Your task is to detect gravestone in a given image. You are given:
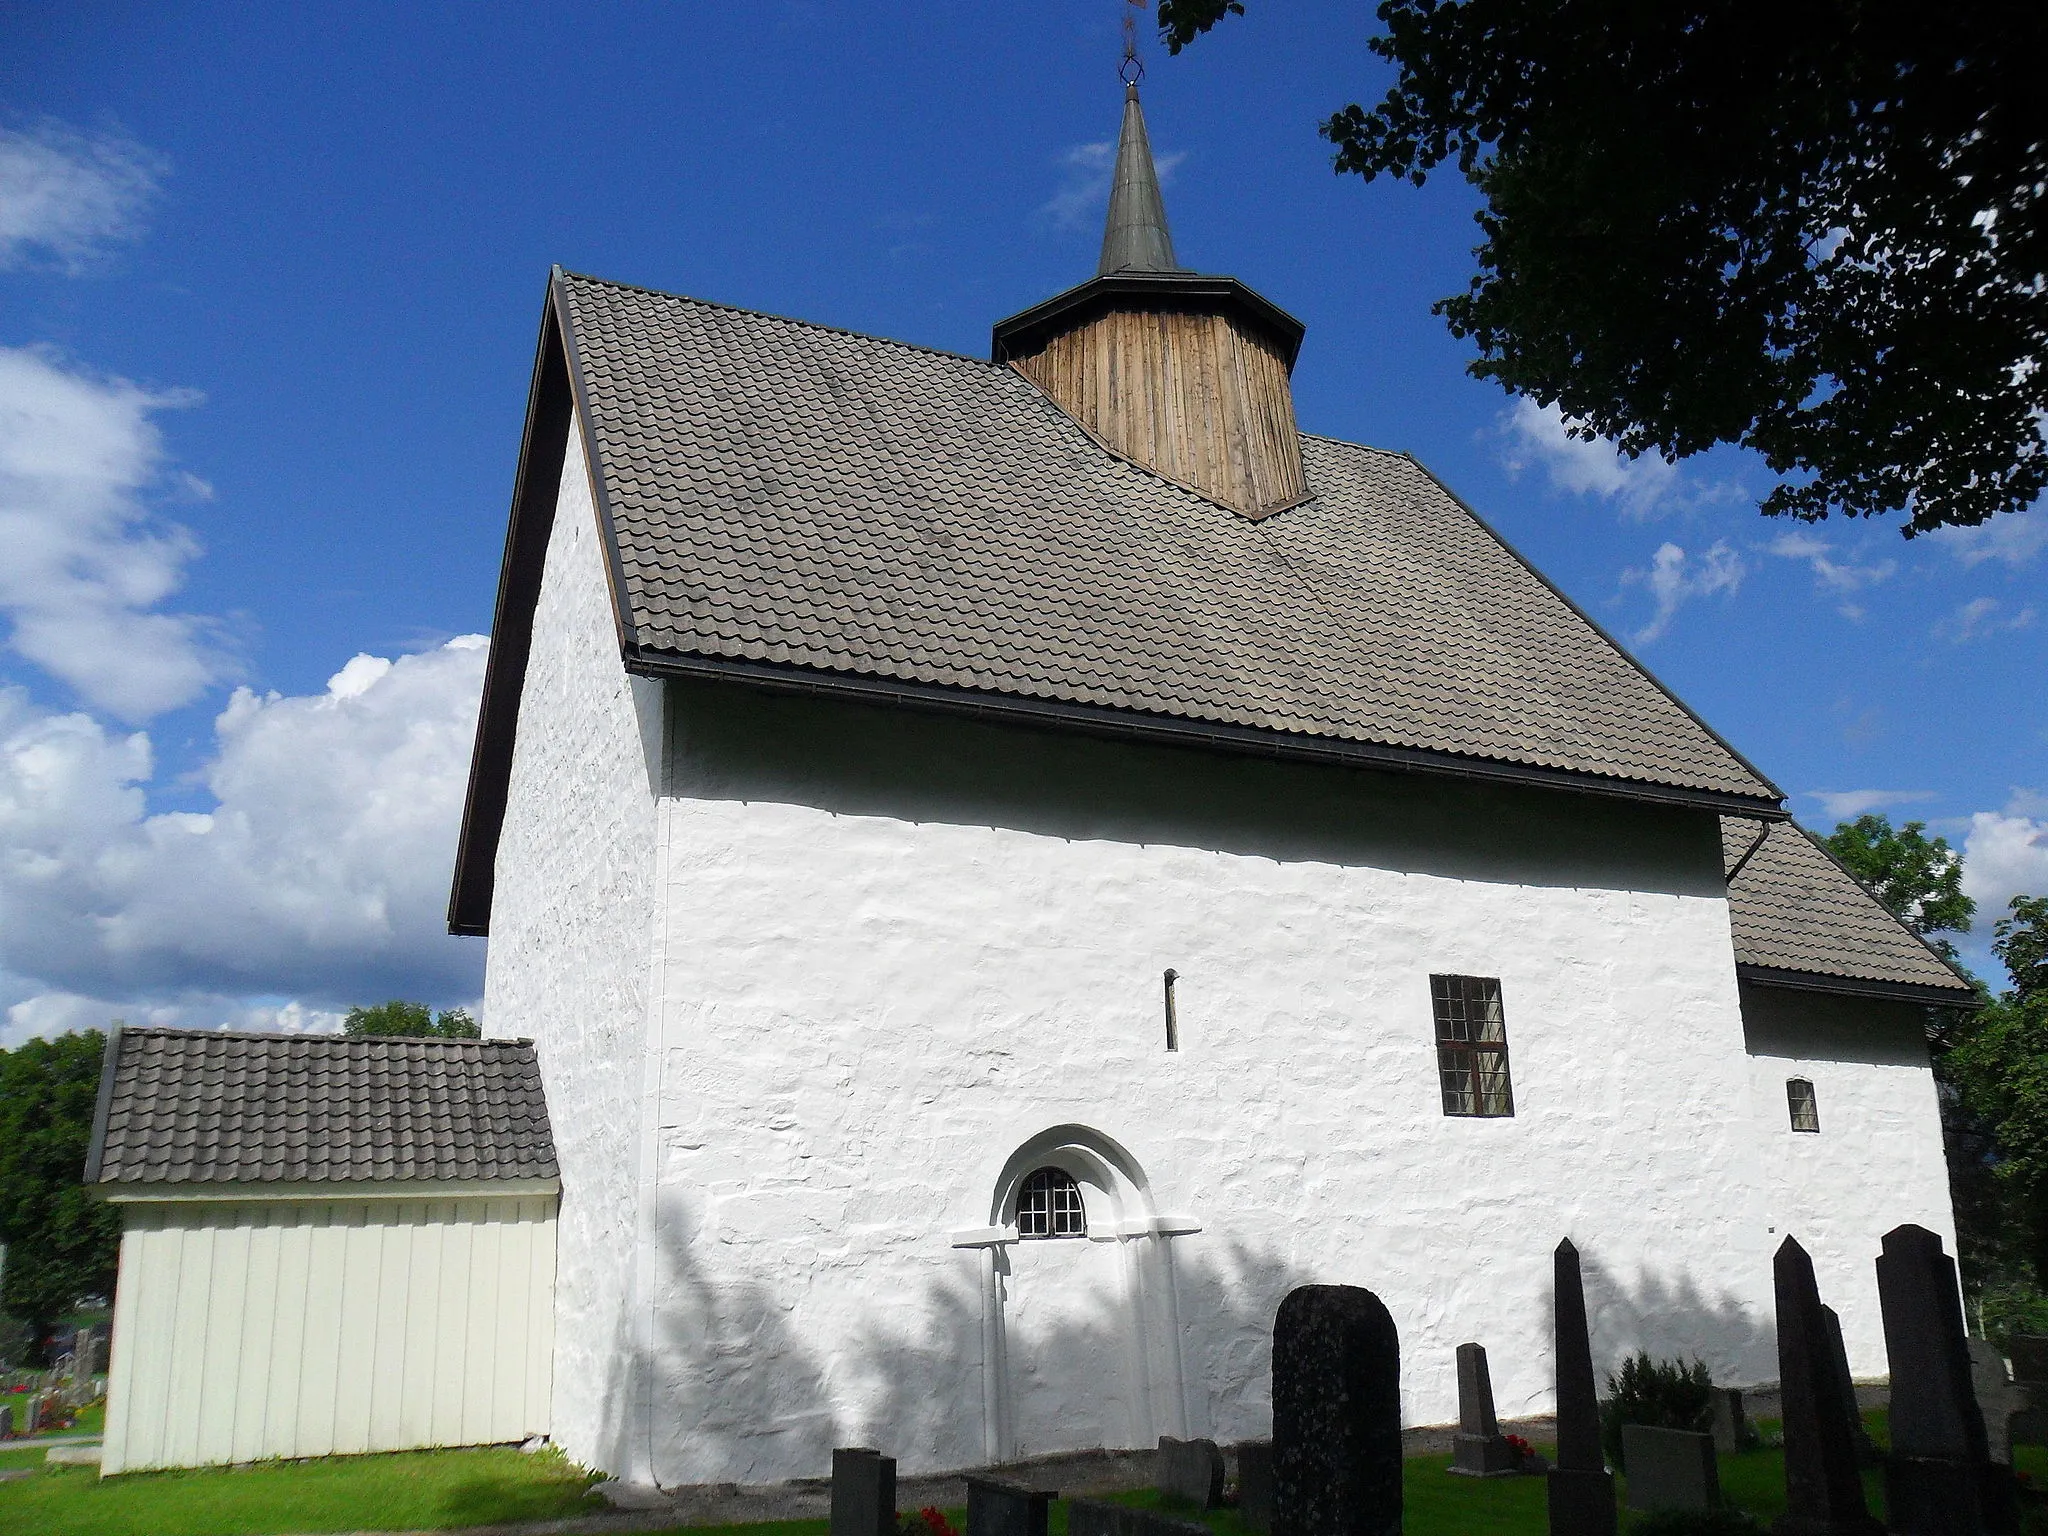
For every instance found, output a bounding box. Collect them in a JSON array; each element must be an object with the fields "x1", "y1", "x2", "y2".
[
  {"x1": 965, "y1": 1477, "x2": 1056, "y2": 1536},
  {"x1": 1820, "y1": 1305, "x2": 1881, "y2": 1468},
  {"x1": 831, "y1": 1447, "x2": 896, "y2": 1536},
  {"x1": 1969, "y1": 1340, "x2": 2019, "y2": 1467},
  {"x1": 1237, "y1": 1440, "x2": 1275, "y2": 1534},
  {"x1": 1450, "y1": 1342, "x2": 1518, "y2": 1477},
  {"x1": 2009, "y1": 1337, "x2": 2048, "y2": 1449},
  {"x1": 21, "y1": 1393, "x2": 41, "y2": 1435},
  {"x1": 1877, "y1": 1223, "x2": 2013, "y2": 1536},
  {"x1": 1622, "y1": 1425, "x2": 1720, "y2": 1513},
  {"x1": 1157, "y1": 1435, "x2": 1226, "y2": 1509},
  {"x1": 1546, "y1": 1239, "x2": 1616, "y2": 1536},
  {"x1": 0, "y1": 1403, "x2": 12, "y2": 1440},
  {"x1": 1271, "y1": 1284, "x2": 1402, "y2": 1536},
  {"x1": 1710, "y1": 1389, "x2": 1749, "y2": 1455},
  {"x1": 1772, "y1": 1235, "x2": 1881, "y2": 1536},
  {"x1": 1067, "y1": 1497, "x2": 1209, "y2": 1536}
]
